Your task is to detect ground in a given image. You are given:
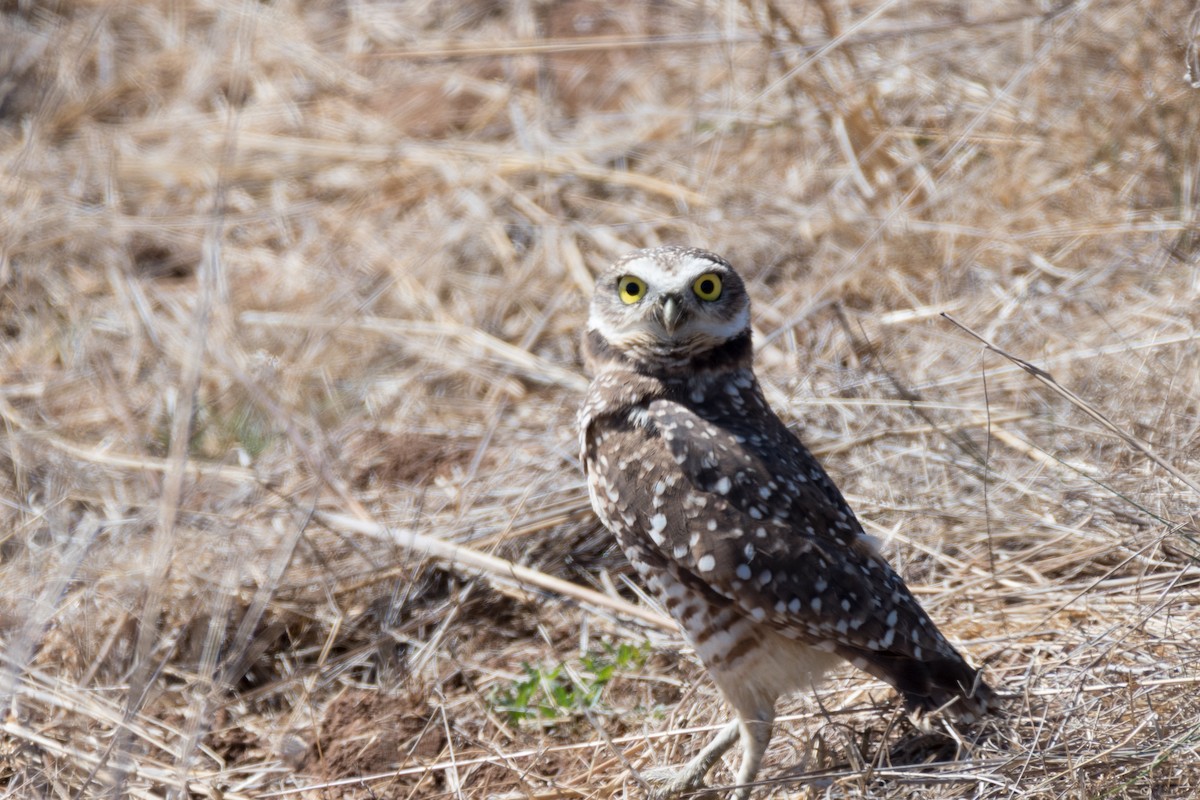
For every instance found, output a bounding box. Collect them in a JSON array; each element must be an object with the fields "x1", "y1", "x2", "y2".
[{"x1": 2, "y1": 1, "x2": 1199, "y2": 798}]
